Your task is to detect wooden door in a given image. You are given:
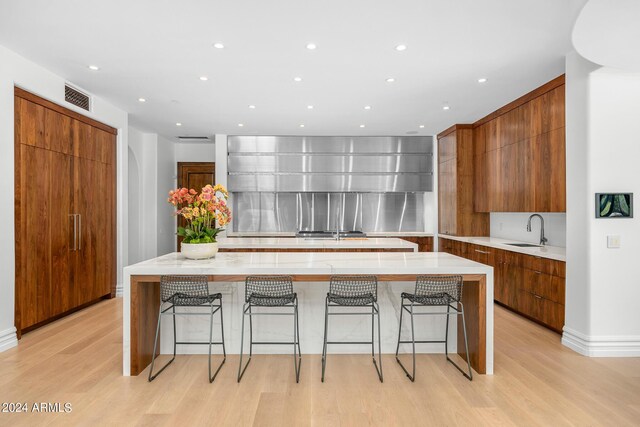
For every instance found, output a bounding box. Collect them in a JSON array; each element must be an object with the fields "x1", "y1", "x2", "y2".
[
  {"x1": 49, "y1": 151, "x2": 74, "y2": 315},
  {"x1": 17, "y1": 144, "x2": 52, "y2": 328},
  {"x1": 176, "y1": 162, "x2": 215, "y2": 248}
]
